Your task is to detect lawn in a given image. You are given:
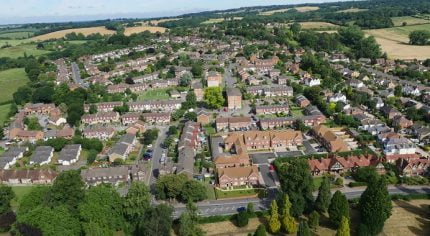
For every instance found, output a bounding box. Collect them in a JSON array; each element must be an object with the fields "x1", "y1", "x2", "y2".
[
  {"x1": 0, "y1": 43, "x2": 50, "y2": 58},
  {"x1": 137, "y1": 88, "x2": 171, "y2": 101},
  {"x1": 0, "y1": 103, "x2": 11, "y2": 125},
  {"x1": 203, "y1": 124, "x2": 216, "y2": 136},
  {"x1": 0, "y1": 68, "x2": 29, "y2": 104},
  {"x1": 0, "y1": 39, "x2": 32, "y2": 47},
  {"x1": 215, "y1": 188, "x2": 260, "y2": 199},
  {"x1": 291, "y1": 108, "x2": 304, "y2": 117}
]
